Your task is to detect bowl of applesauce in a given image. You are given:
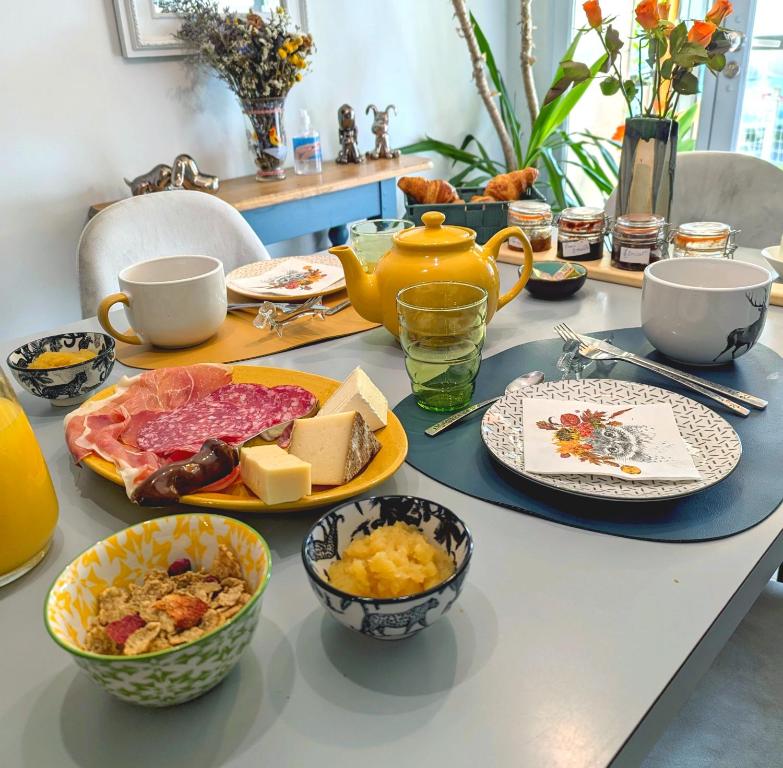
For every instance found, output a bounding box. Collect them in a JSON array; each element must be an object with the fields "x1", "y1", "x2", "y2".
[
  {"x1": 302, "y1": 495, "x2": 473, "y2": 640},
  {"x1": 7, "y1": 332, "x2": 115, "y2": 406}
]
